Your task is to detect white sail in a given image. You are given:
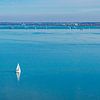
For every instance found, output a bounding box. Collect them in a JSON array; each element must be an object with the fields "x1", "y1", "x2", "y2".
[{"x1": 16, "y1": 63, "x2": 21, "y2": 73}]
